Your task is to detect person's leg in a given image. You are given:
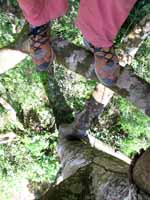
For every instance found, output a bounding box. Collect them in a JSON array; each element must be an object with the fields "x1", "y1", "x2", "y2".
[
  {"x1": 76, "y1": 0, "x2": 137, "y2": 86},
  {"x1": 18, "y1": 0, "x2": 68, "y2": 71},
  {"x1": 18, "y1": 0, "x2": 68, "y2": 26},
  {"x1": 76, "y1": 0, "x2": 137, "y2": 48}
]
